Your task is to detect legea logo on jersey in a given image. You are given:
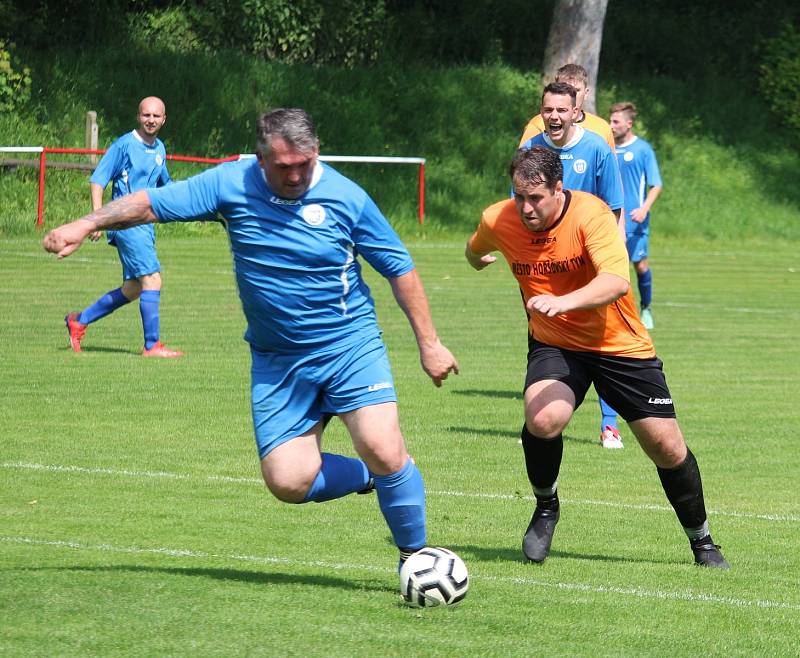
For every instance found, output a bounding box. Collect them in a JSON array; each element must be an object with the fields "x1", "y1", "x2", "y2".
[
  {"x1": 624, "y1": 151, "x2": 634, "y2": 162},
  {"x1": 302, "y1": 204, "x2": 326, "y2": 226},
  {"x1": 572, "y1": 159, "x2": 587, "y2": 174},
  {"x1": 155, "y1": 155, "x2": 163, "y2": 166}
]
